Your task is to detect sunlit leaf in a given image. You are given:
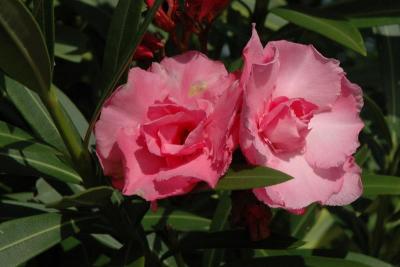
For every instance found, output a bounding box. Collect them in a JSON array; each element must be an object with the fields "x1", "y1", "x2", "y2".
[
  {"x1": 215, "y1": 166, "x2": 292, "y2": 190},
  {"x1": 1, "y1": 75, "x2": 67, "y2": 153},
  {"x1": 47, "y1": 186, "x2": 114, "y2": 209},
  {"x1": 0, "y1": 121, "x2": 82, "y2": 184},
  {"x1": 142, "y1": 208, "x2": 211, "y2": 232},
  {"x1": 0, "y1": 213, "x2": 97, "y2": 266},
  {"x1": 363, "y1": 173, "x2": 400, "y2": 196},
  {"x1": 271, "y1": 7, "x2": 366, "y2": 55}
]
